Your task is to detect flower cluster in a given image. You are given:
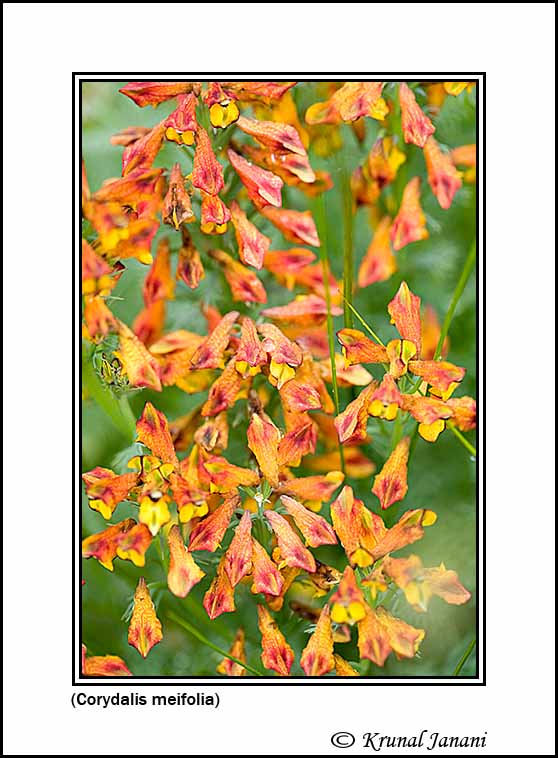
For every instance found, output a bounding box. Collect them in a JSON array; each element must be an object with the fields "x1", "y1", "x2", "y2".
[{"x1": 81, "y1": 80, "x2": 476, "y2": 677}]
